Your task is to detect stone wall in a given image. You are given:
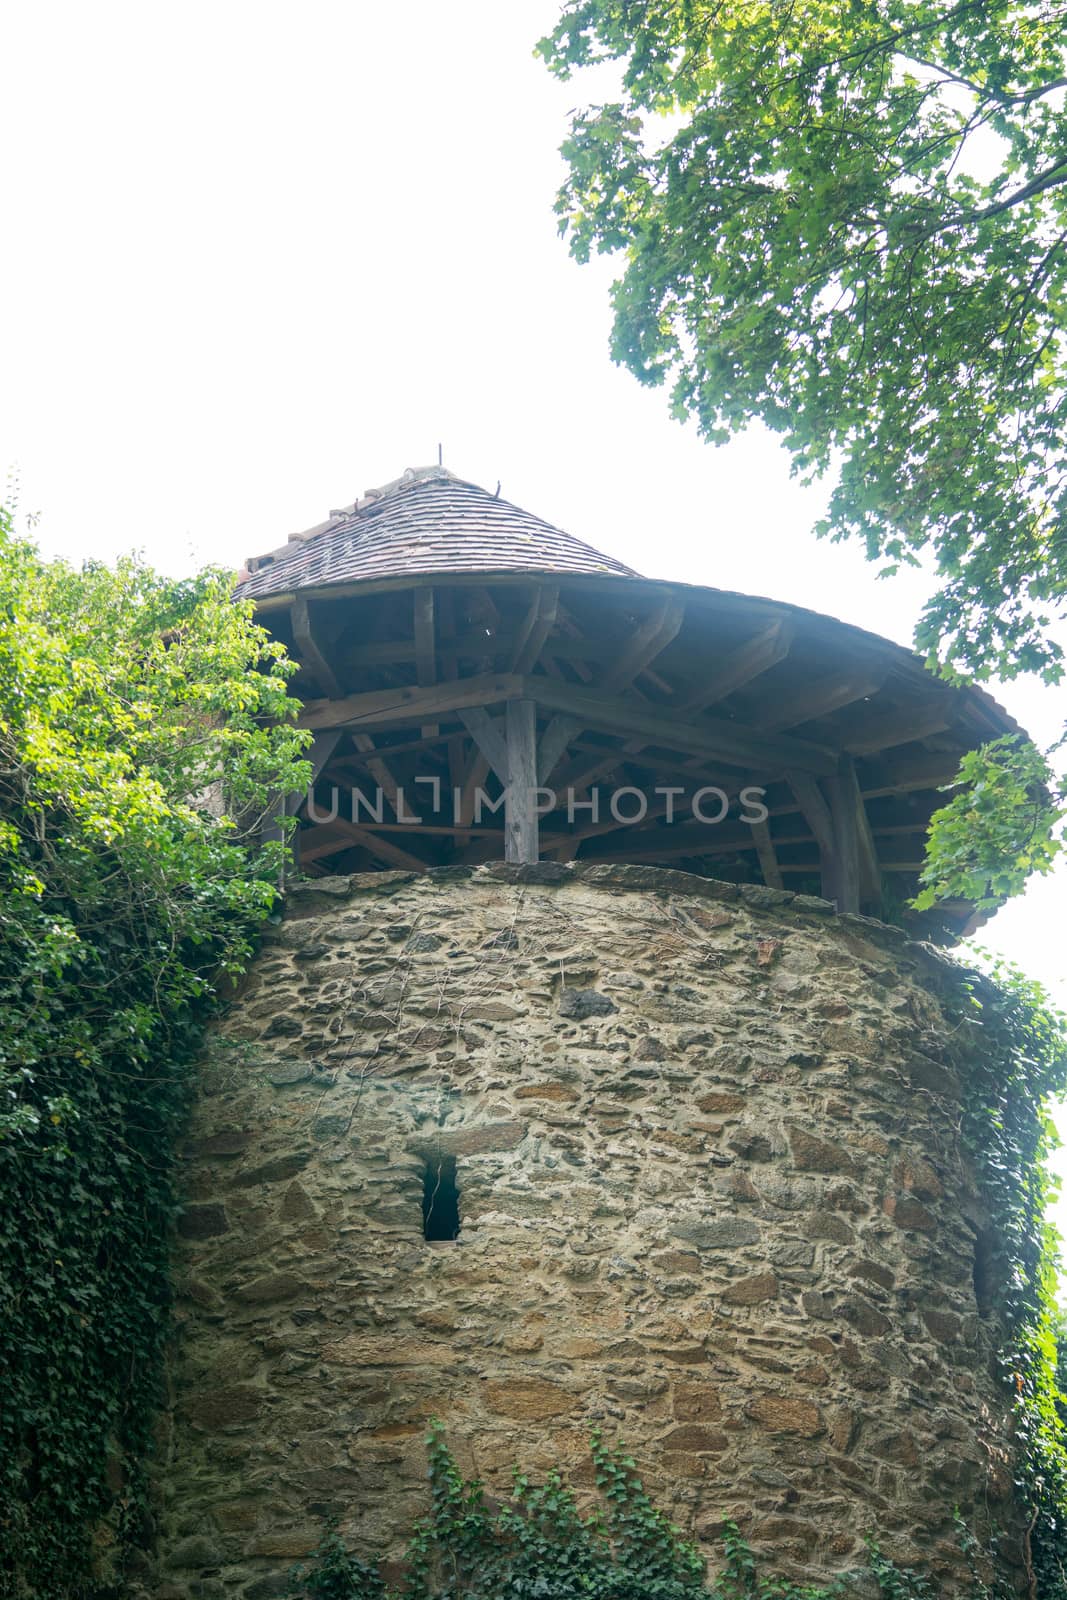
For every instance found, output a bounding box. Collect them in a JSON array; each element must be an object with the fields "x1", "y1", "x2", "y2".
[{"x1": 147, "y1": 863, "x2": 1021, "y2": 1598}]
